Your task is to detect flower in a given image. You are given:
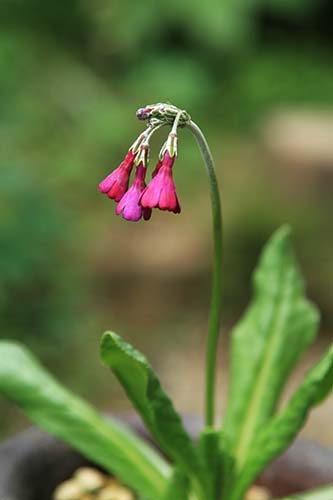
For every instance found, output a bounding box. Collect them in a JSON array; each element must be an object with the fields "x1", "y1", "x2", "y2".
[
  {"x1": 139, "y1": 151, "x2": 181, "y2": 213},
  {"x1": 98, "y1": 149, "x2": 136, "y2": 202},
  {"x1": 151, "y1": 160, "x2": 162, "y2": 178},
  {"x1": 116, "y1": 163, "x2": 152, "y2": 221}
]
